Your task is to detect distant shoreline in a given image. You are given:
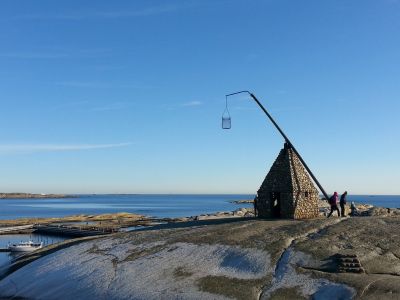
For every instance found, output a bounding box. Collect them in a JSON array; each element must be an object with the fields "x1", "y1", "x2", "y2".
[
  {"x1": 0, "y1": 193, "x2": 75, "y2": 199},
  {"x1": 231, "y1": 199, "x2": 254, "y2": 204}
]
